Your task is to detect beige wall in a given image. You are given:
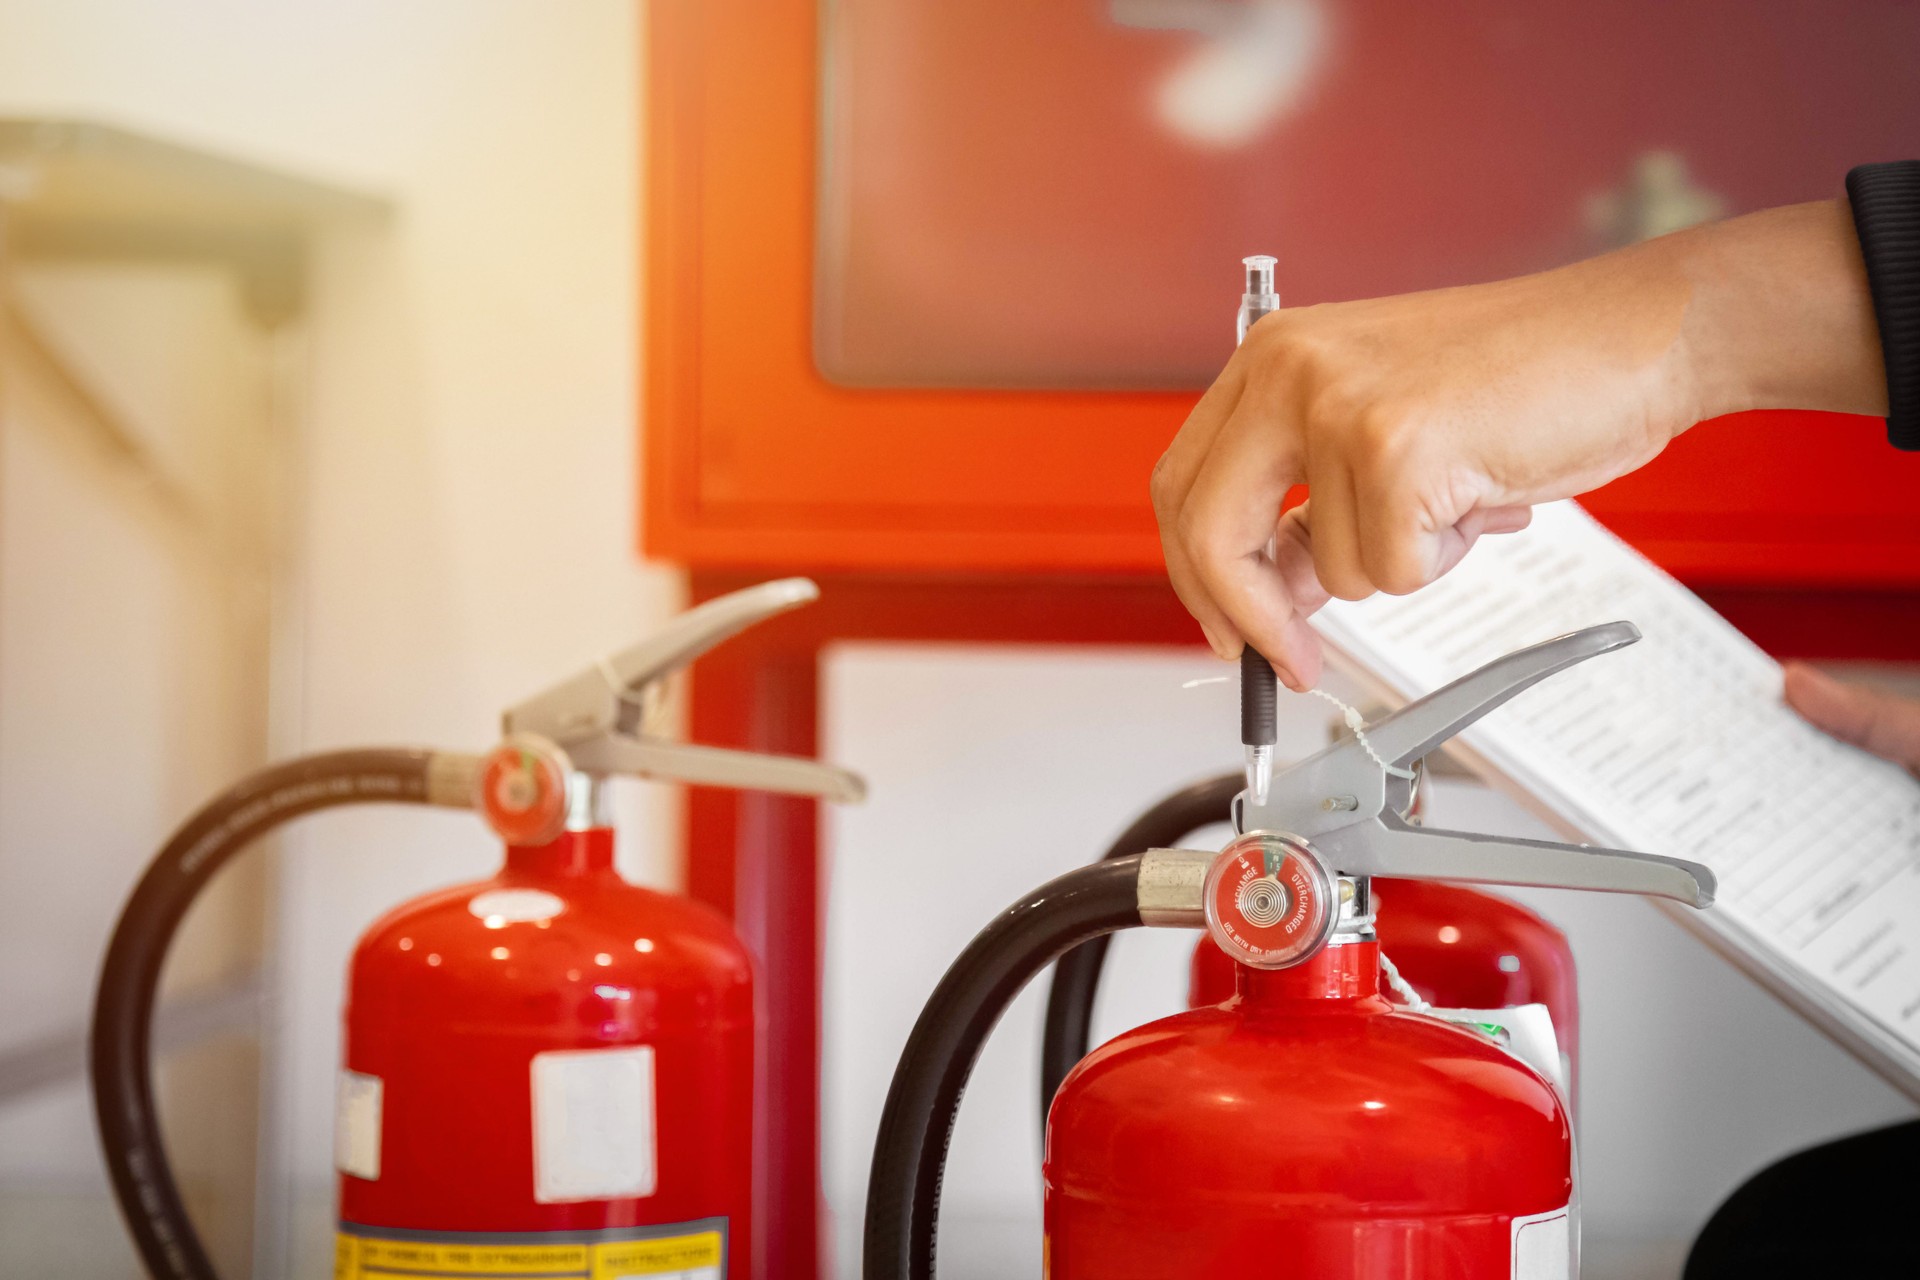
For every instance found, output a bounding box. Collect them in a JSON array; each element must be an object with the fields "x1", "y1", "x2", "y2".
[
  {"x1": 0, "y1": 259, "x2": 278, "y2": 1274},
  {"x1": 0, "y1": 3, "x2": 676, "y2": 1275}
]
